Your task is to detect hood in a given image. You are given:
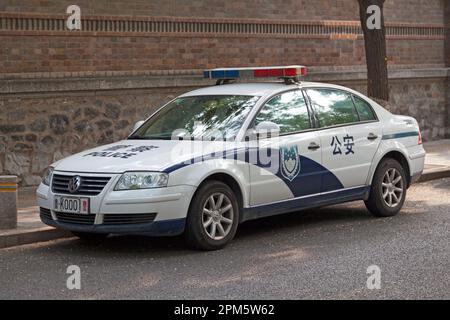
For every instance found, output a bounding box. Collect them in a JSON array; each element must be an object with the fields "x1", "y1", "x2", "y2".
[{"x1": 53, "y1": 139, "x2": 238, "y2": 173}]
